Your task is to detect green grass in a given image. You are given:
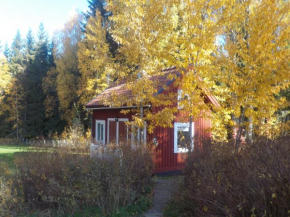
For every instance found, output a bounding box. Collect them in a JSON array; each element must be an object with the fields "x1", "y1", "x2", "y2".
[{"x1": 0, "y1": 144, "x2": 29, "y2": 176}]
